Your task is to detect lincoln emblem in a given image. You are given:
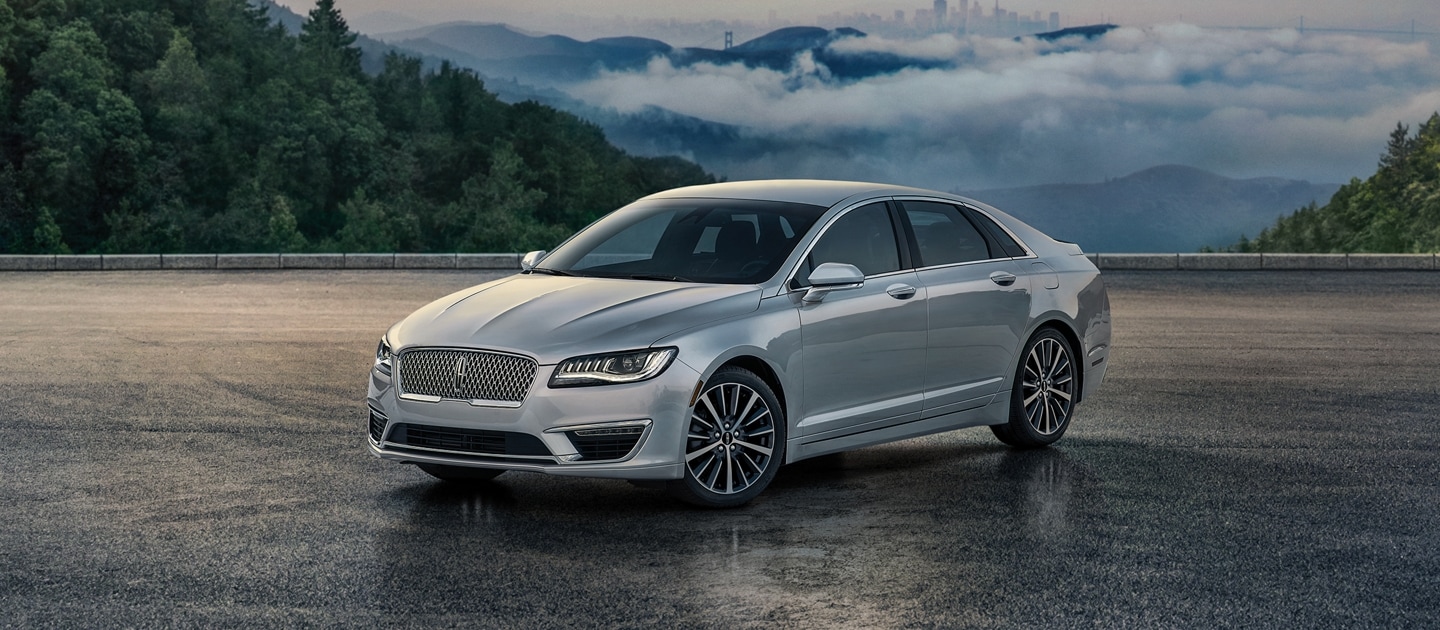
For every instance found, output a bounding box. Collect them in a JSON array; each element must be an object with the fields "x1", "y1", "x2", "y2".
[{"x1": 453, "y1": 356, "x2": 468, "y2": 396}]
